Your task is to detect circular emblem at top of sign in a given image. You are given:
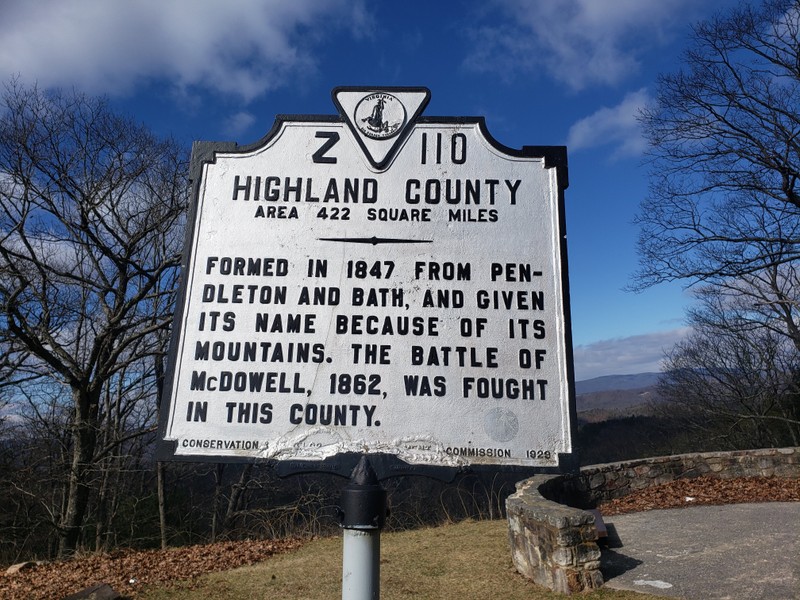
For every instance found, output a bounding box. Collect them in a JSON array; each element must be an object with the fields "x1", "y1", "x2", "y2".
[{"x1": 354, "y1": 92, "x2": 407, "y2": 140}]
